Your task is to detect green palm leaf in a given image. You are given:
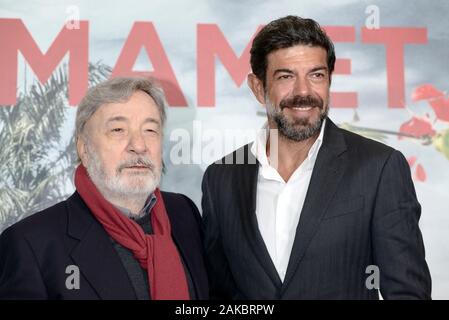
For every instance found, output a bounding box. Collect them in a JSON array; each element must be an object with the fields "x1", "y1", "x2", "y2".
[{"x1": 0, "y1": 62, "x2": 112, "y2": 231}]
